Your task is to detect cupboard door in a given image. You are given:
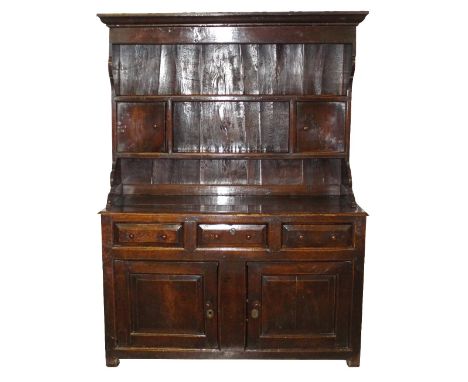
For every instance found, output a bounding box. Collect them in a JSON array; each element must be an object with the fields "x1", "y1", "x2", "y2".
[
  {"x1": 246, "y1": 261, "x2": 352, "y2": 350},
  {"x1": 116, "y1": 102, "x2": 166, "y2": 152},
  {"x1": 114, "y1": 261, "x2": 218, "y2": 349},
  {"x1": 296, "y1": 102, "x2": 345, "y2": 153}
]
